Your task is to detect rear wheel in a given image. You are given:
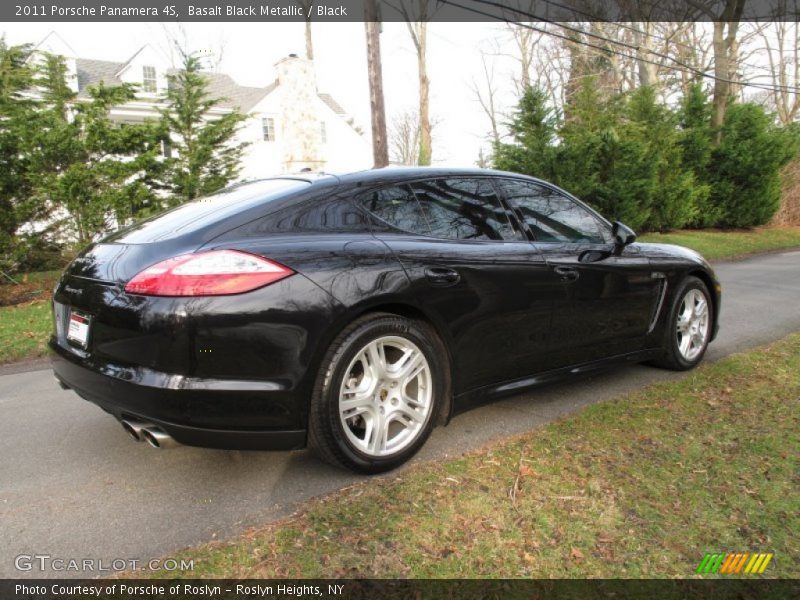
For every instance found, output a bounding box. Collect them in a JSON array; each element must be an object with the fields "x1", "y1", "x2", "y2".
[
  {"x1": 308, "y1": 313, "x2": 445, "y2": 473},
  {"x1": 652, "y1": 276, "x2": 713, "y2": 371}
]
